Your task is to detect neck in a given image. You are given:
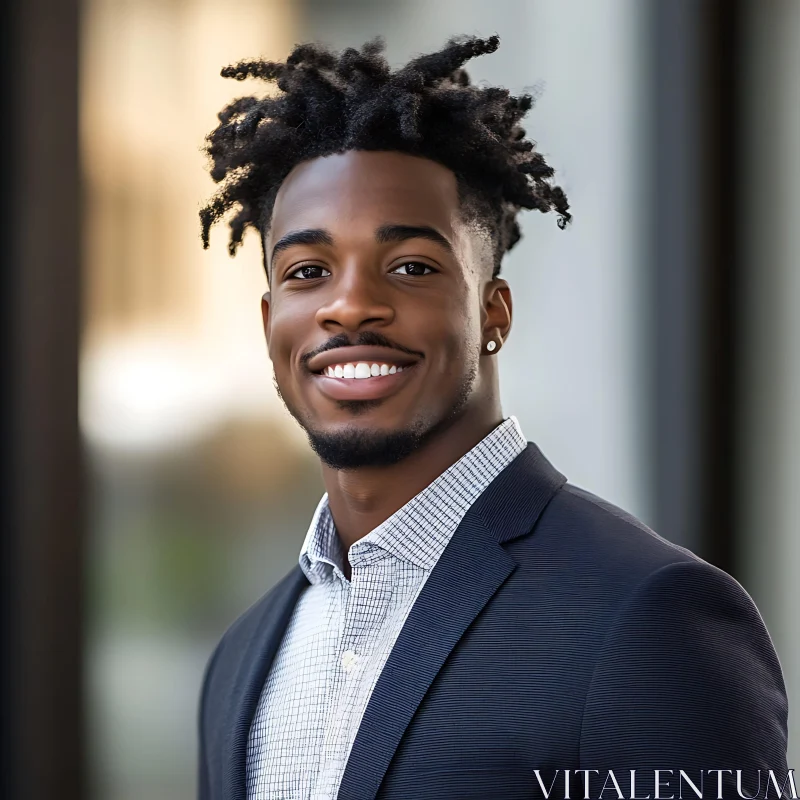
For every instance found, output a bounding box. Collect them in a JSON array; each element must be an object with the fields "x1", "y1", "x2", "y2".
[{"x1": 320, "y1": 400, "x2": 504, "y2": 561}]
